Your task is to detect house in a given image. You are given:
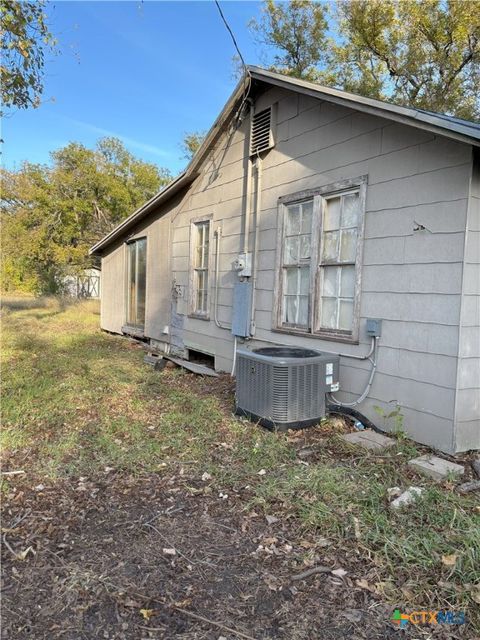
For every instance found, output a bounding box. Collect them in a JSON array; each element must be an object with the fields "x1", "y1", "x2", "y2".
[{"x1": 90, "y1": 66, "x2": 480, "y2": 455}]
